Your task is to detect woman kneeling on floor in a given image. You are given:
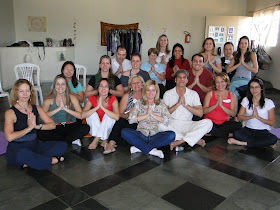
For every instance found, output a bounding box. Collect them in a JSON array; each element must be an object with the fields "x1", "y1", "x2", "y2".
[
  {"x1": 228, "y1": 78, "x2": 278, "y2": 148},
  {"x1": 203, "y1": 72, "x2": 241, "y2": 137},
  {"x1": 82, "y1": 78, "x2": 119, "y2": 150},
  {"x1": 37, "y1": 74, "x2": 89, "y2": 146},
  {"x1": 5, "y1": 79, "x2": 67, "y2": 170},
  {"x1": 121, "y1": 80, "x2": 175, "y2": 159}
]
